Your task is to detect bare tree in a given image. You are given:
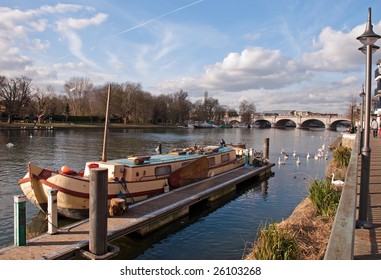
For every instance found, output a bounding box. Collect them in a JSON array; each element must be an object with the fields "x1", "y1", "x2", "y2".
[
  {"x1": 109, "y1": 82, "x2": 142, "y2": 124},
  {"x1": 0, "y1": 76, "x2": 33, "y2": 123},
  {"x1": 345, "y1": 98, "x2": 359, "y2": 126},
  {"x1": 168, "y1": 90, "x2": 192, "y2": 125},
  {"x1": 64, "y1": 77, "x2": 93, "y2": 116},
  {"x1": 214, "y1": 105, "x2": 228, "y2": 124},
  {"x1": 204, "y1": 97, "x2": 220, "y2": 121},
  {"x1": 33, "y1": 85, "x2": 54, "y2": 124},
  {"x1": 152, "y1": 94, "x2": 170, "y2": 124},
  {"x1": 239, "y1": 100, "x2": 256, "y2": 124}
]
